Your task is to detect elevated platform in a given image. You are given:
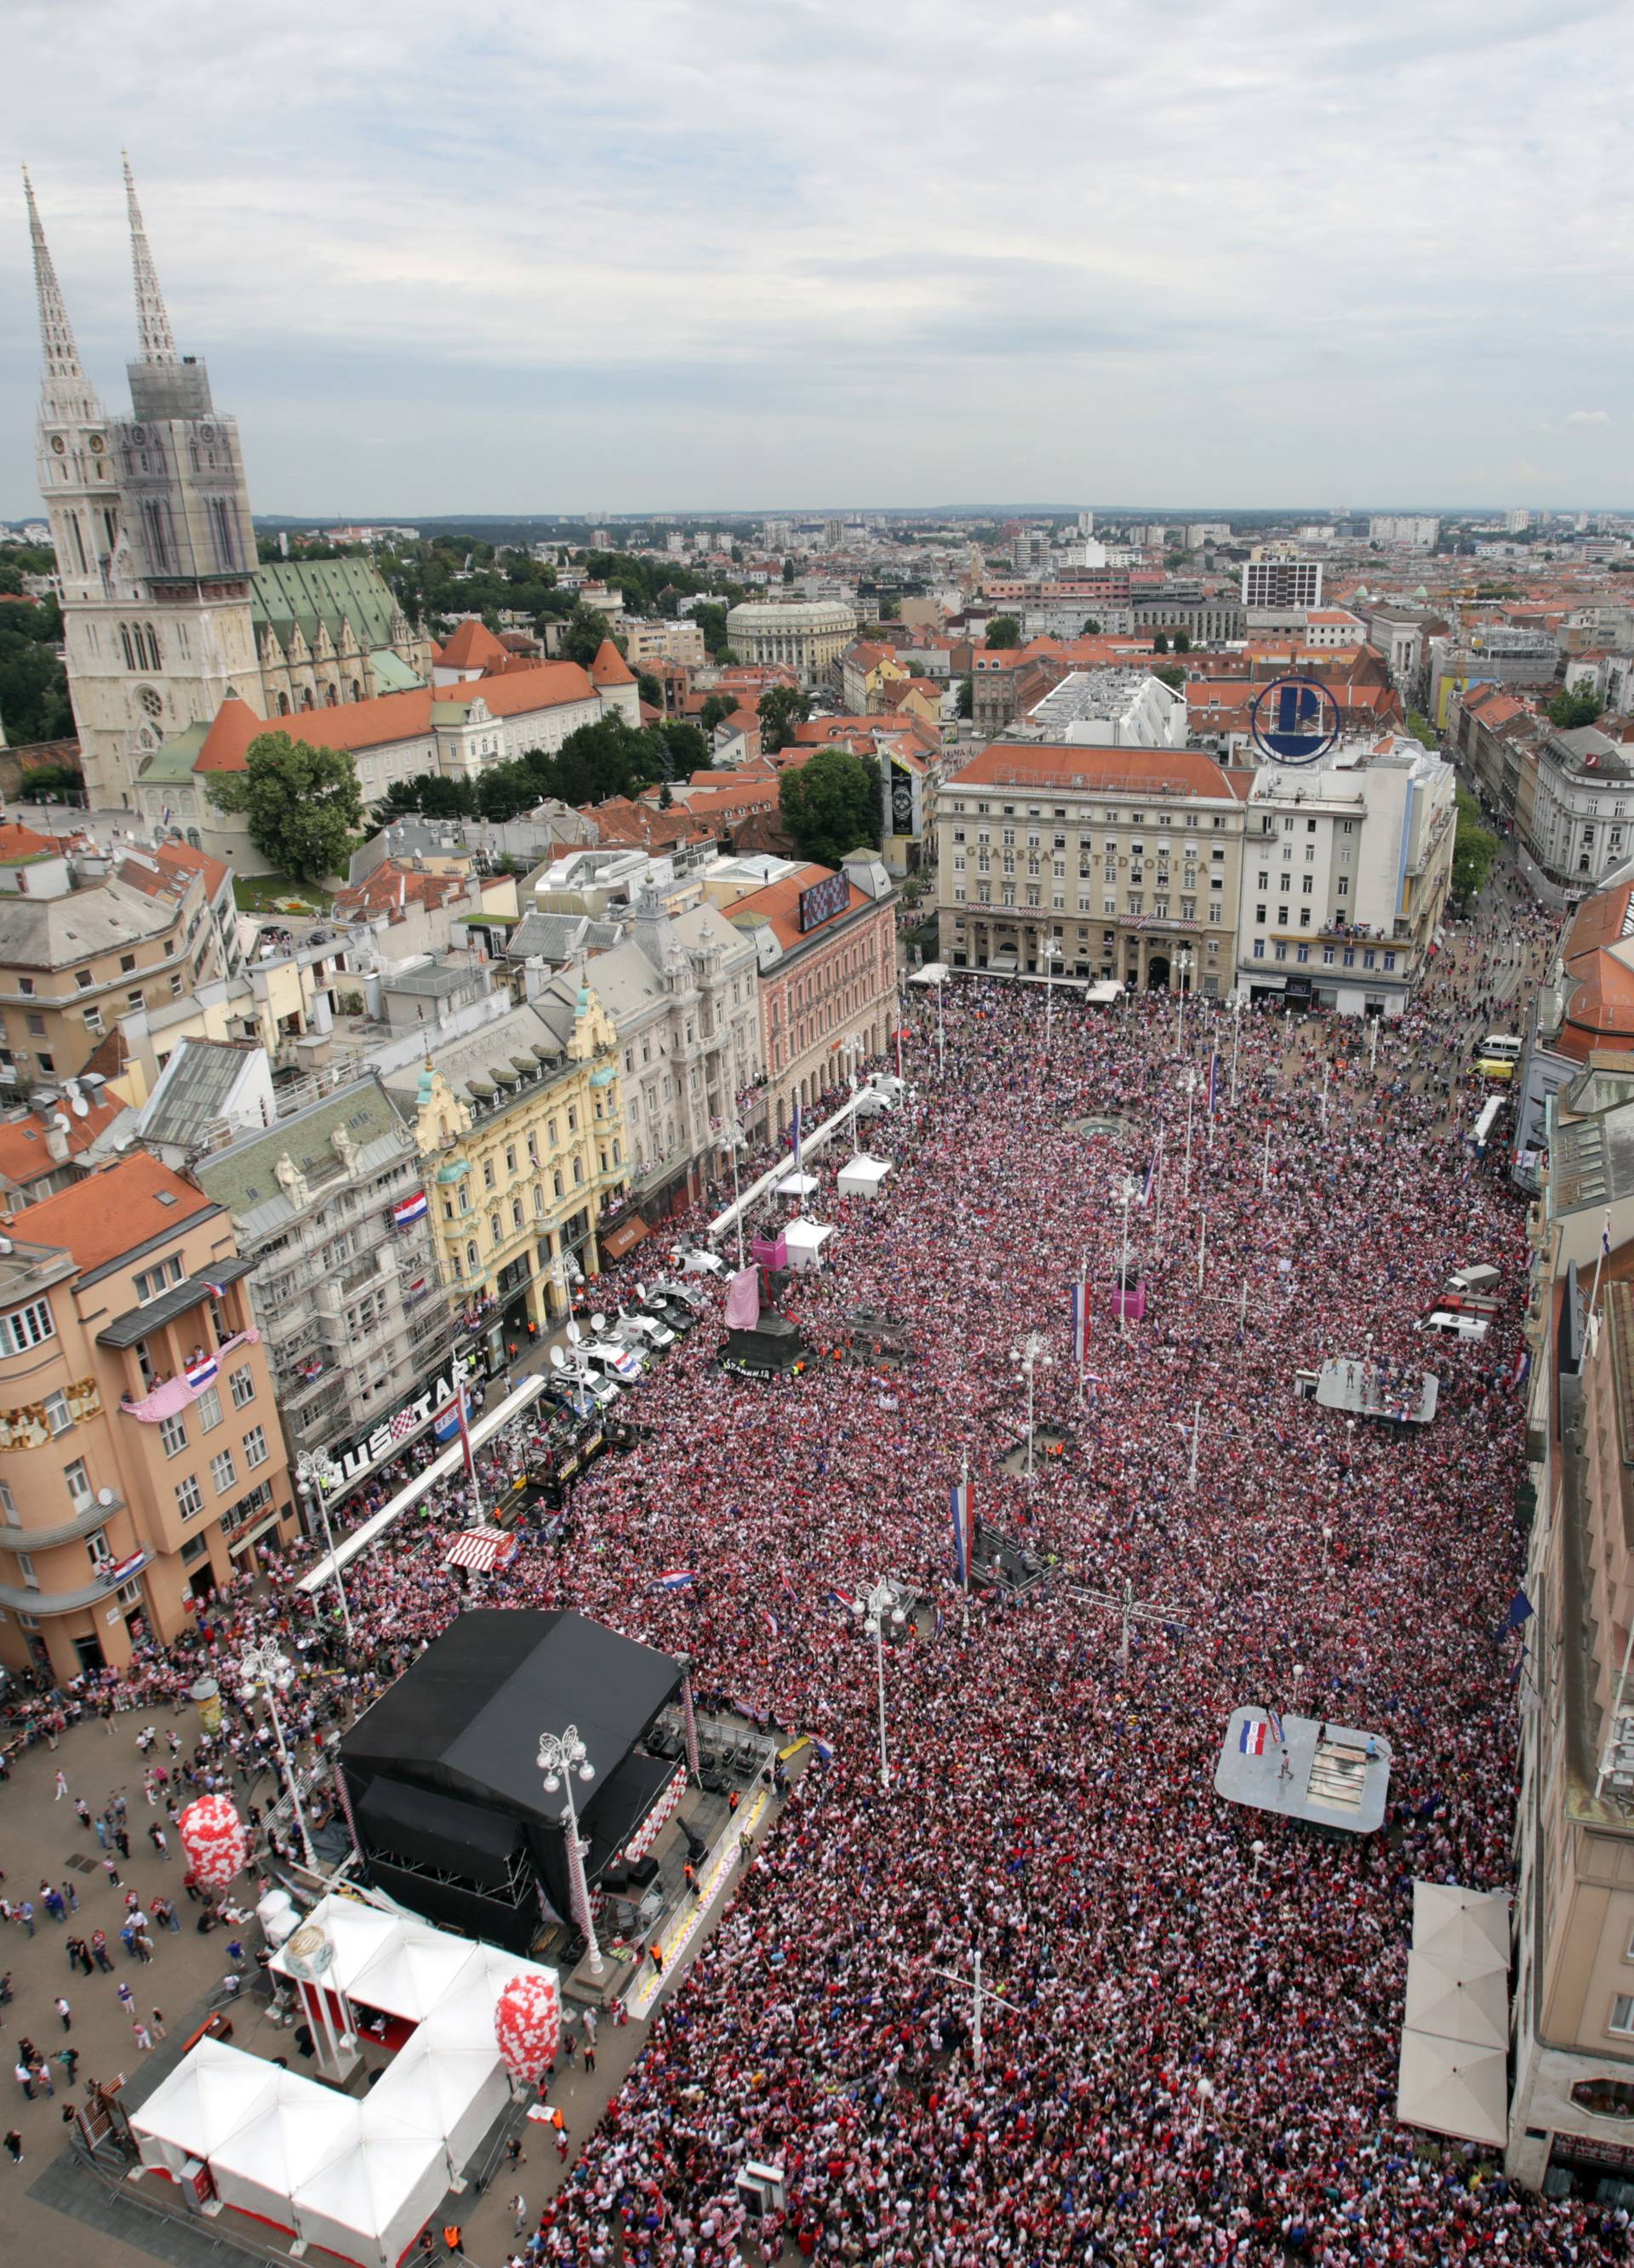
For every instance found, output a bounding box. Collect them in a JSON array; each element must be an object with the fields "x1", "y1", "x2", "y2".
[{"x1": 1214, "y1": 1706, "x2": 1392, "y2": 1837}]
